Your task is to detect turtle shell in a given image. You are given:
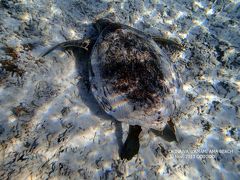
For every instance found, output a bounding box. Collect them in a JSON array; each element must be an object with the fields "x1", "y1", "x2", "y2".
[{"x1": 90, "y1": 24, "x2": 183, "y2": 131}]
